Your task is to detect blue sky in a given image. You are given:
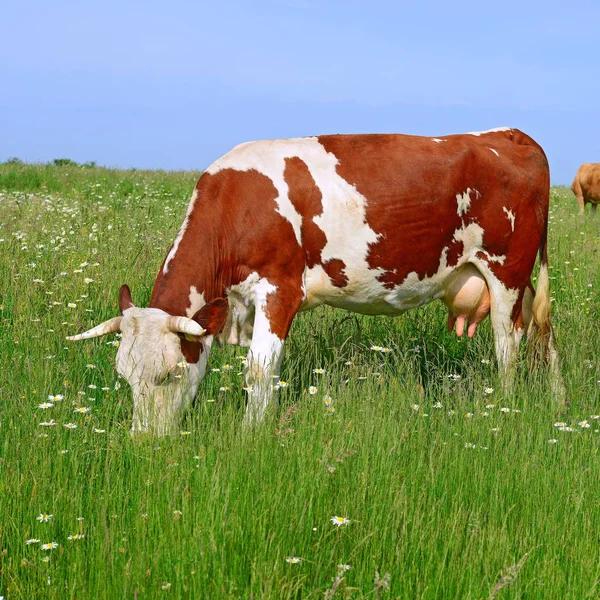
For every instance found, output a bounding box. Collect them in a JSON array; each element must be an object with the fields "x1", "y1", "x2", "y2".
[{"x1": 1, "y1": 0, "x2": 598, "y2": 184}]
